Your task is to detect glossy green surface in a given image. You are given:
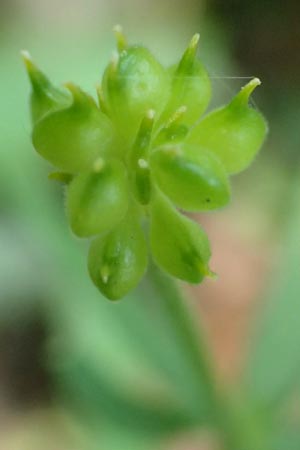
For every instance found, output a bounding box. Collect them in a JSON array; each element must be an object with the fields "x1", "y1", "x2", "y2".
[
  {"x1": 150, "y1": 192, "x2": 212, "y2": 283},
  {"x1": 160, "y1": 34, "x2": 211, "y2": 127},
  {"x1": 102, "y1": 46, "x2": 169, "y2": 142},
  {"x1": 22, "y1": 51, "x2": 71, "y2": 124},
  {"x1": 187, "y1": 79, "x2": 268, "y2": 174},
  {"x1": 88, "y1": 210, "x2": 147, "y2": 300},
  {"x1": 66, "y1": 160, "x2": 129, "y2": 237},
  {"x1": 32, "y1": 84, "x2": 115, "y2": 172},
  {"x1": 151, "y1": 143, "x2": 230, "y2": 211}
]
